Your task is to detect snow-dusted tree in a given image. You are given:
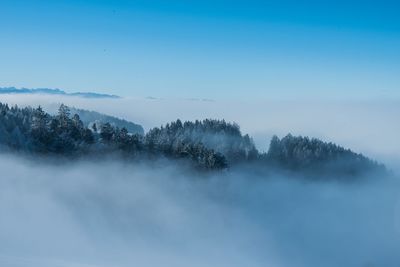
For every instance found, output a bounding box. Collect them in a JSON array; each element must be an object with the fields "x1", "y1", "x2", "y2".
[
  {"x1": 100, "y1": 122, "x2": 115, "y2": 143},
  {"x1": 32, "y1": 106, "x2": 48, "y2": 131},
  {"x1": 57, "y1": 104, "x2": 71, "y2": 130}
]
